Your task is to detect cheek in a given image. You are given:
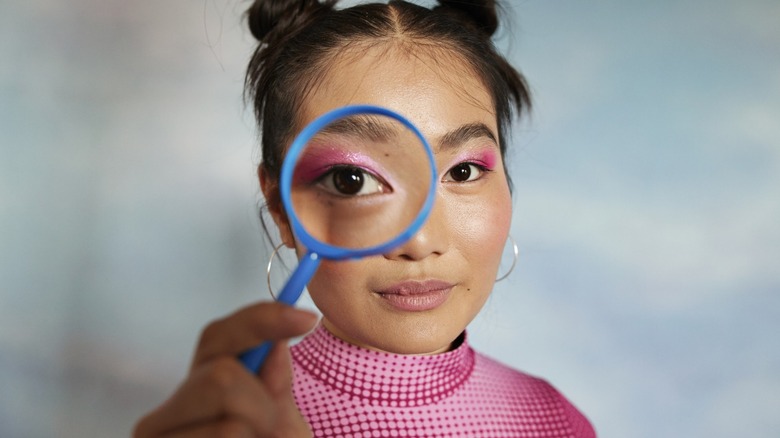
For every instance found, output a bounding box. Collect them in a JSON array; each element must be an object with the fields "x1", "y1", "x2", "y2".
[
  {"x1": 304, "y1": 258, "x2": 366, "y2": 310},
  {"x1": 290, "y1": 240, "x2": 352, "y2": 310},
  {"x1": 449, "y1": 183, "x2": 512, "y2": 272}
]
